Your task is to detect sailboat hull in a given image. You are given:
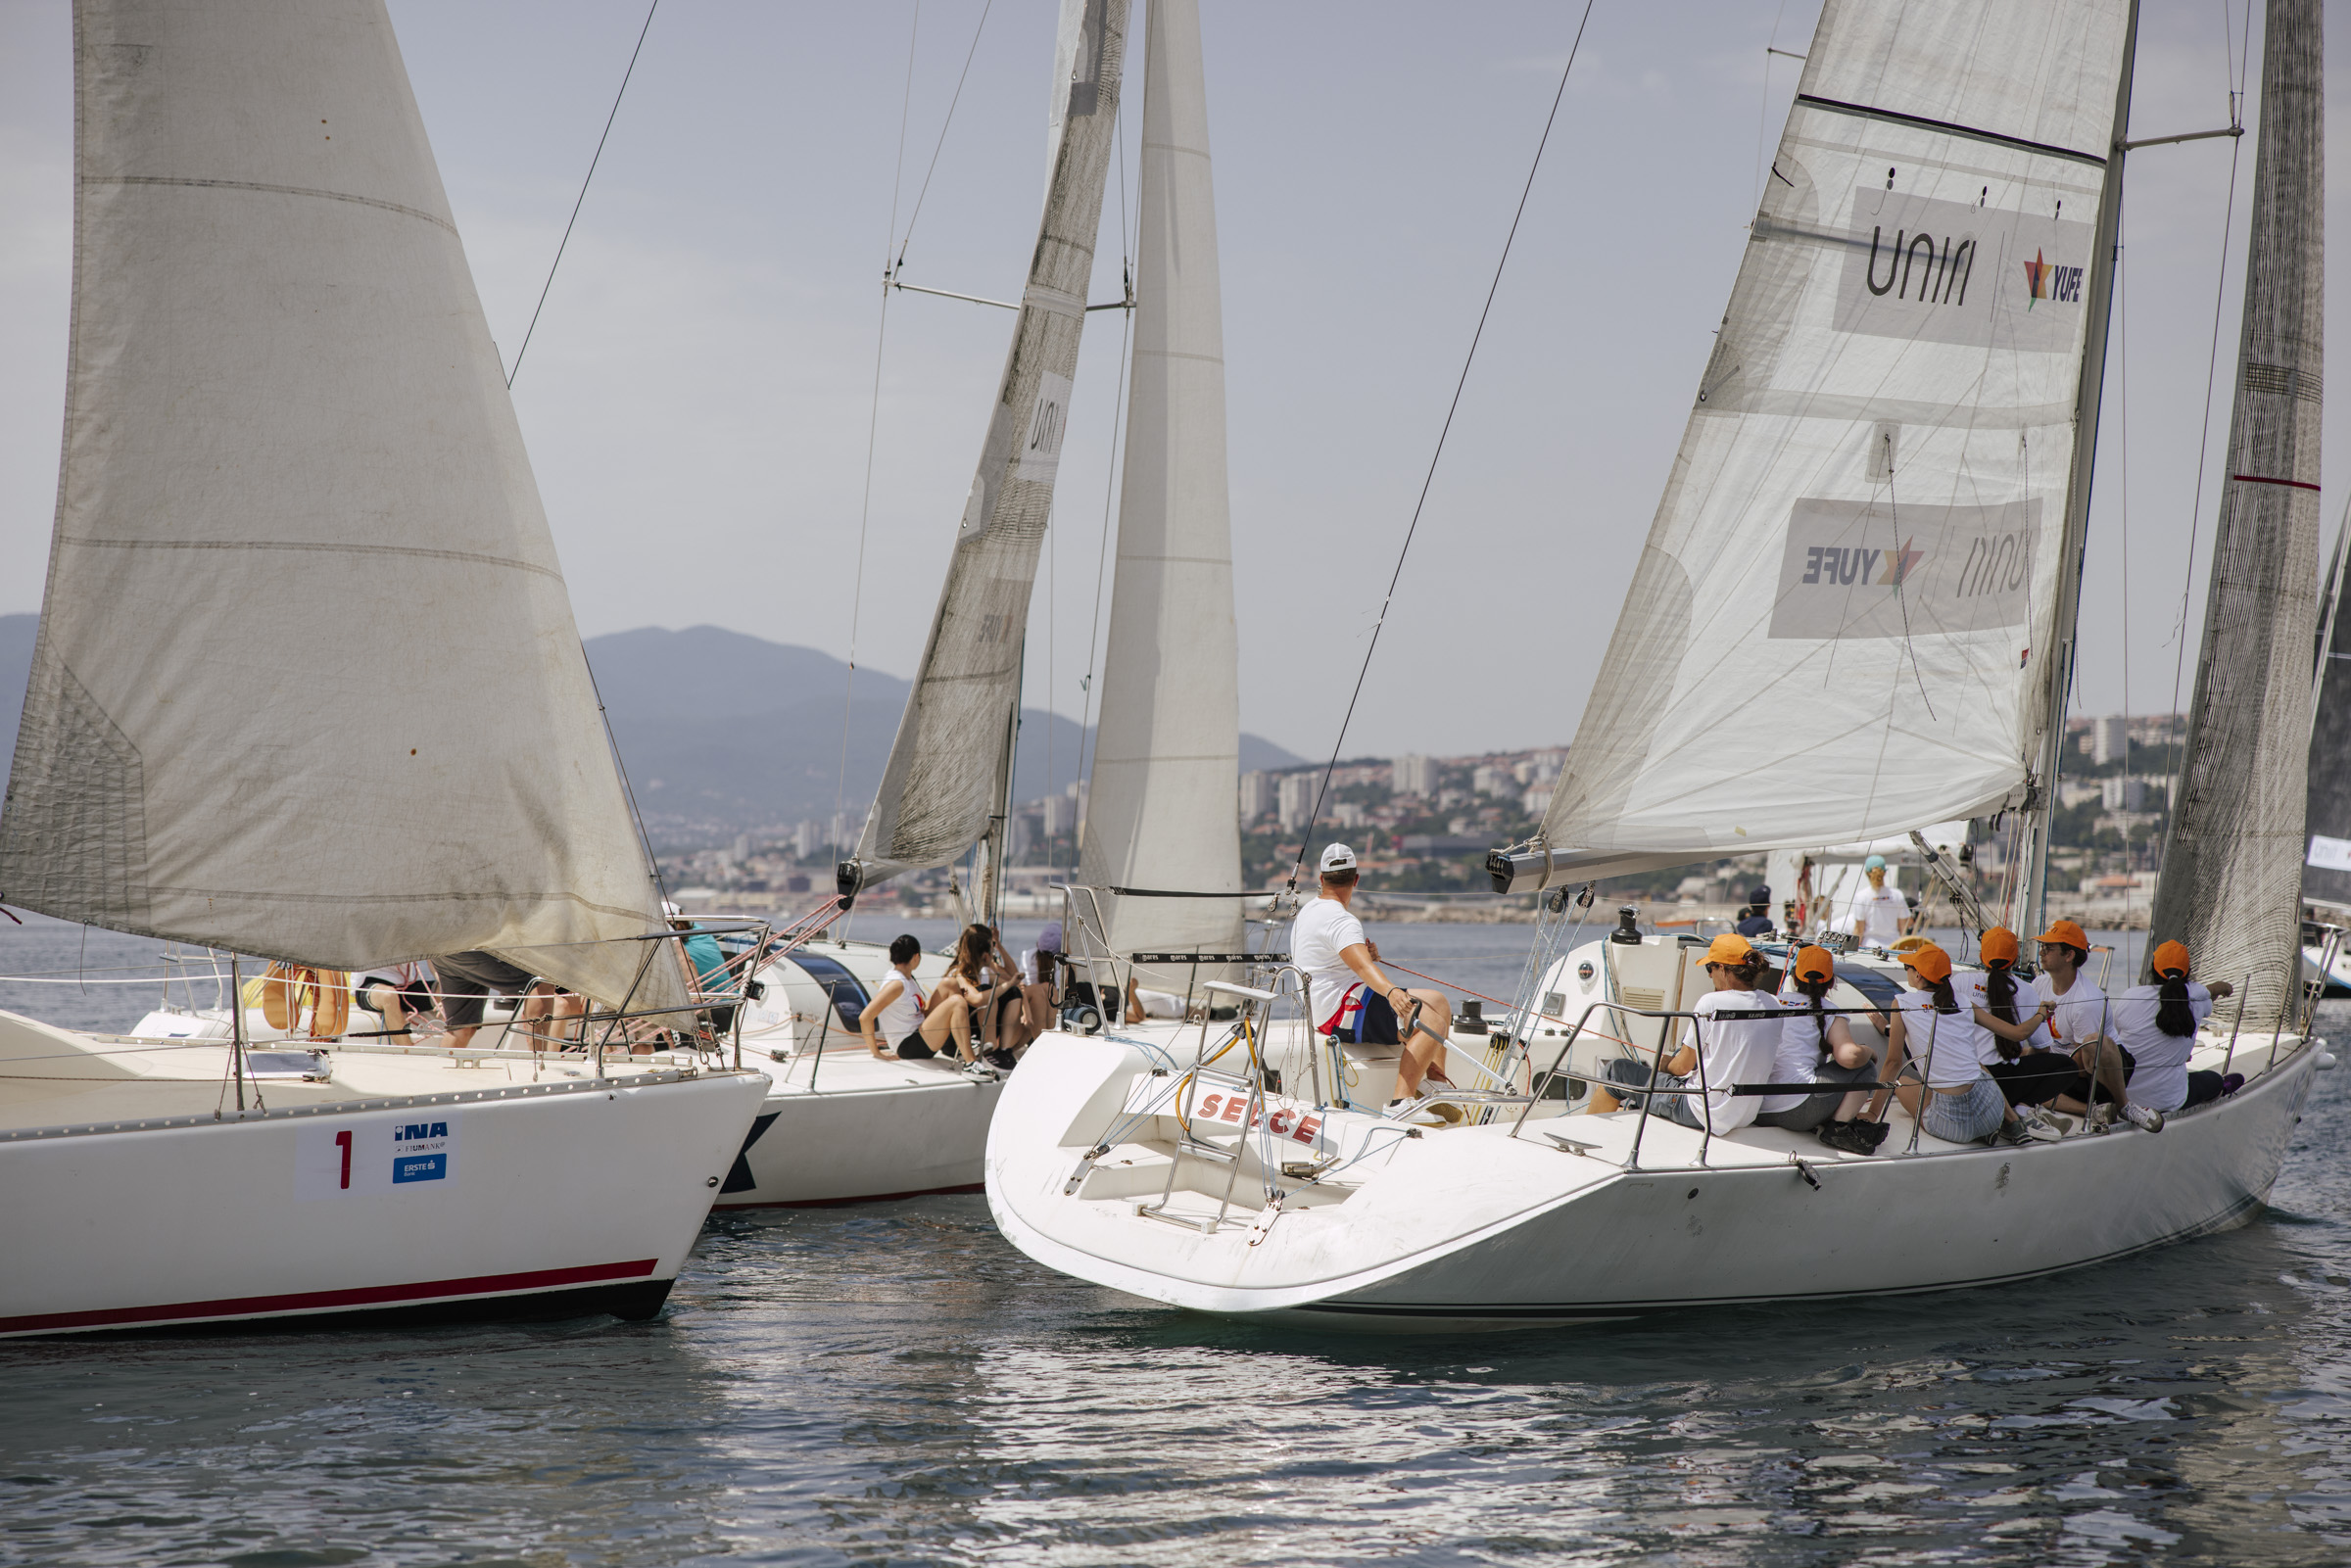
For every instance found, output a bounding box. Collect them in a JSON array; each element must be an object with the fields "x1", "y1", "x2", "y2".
[
  {"x1": 714, "y1": 1061, "x2": 1003, "y2": 1208},
  {"x1": 985, "y1": 1031, "x2": 2316, "y2": 1329},
  {"x1": 0, "y1": 1062, "x2": 767, "y2": 1337}
]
